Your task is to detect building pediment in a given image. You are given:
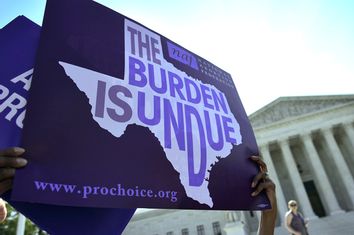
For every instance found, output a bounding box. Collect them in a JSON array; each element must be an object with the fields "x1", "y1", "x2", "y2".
[{"x1": 249, "y1": 94, "x2": 354, "y2": 128}]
